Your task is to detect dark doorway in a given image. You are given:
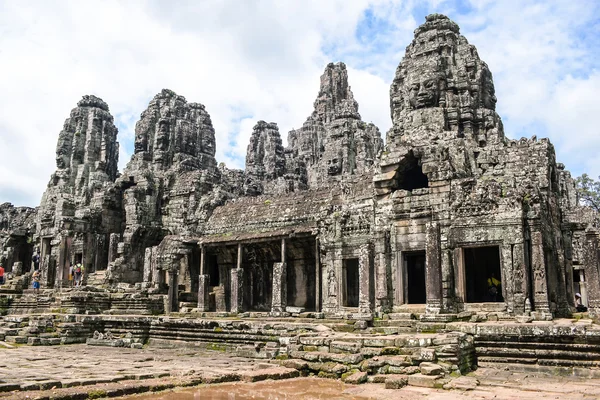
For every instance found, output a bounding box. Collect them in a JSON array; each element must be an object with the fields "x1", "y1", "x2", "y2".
[
  {"x1": 406, "y1": 251, "x2": 426, "y2": 304},
  {"x1": 286, "y1": 238, "x2": 317, "y2": 311},
  {"x1": 208, "y1": 254, "x2": 220, "y2": 287},
  {"x1": 464, "y1": 246, "x2": 503, "y2": 303},
  {"x1": 242, "y1": 246, "x2": 274, "y2": 312},
  {"x1": 343, "y1": 258, "x2": 359, "y2": 307},
  {"x1": 394, "y1": 151, "x2": 429, "y2": 192}
]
